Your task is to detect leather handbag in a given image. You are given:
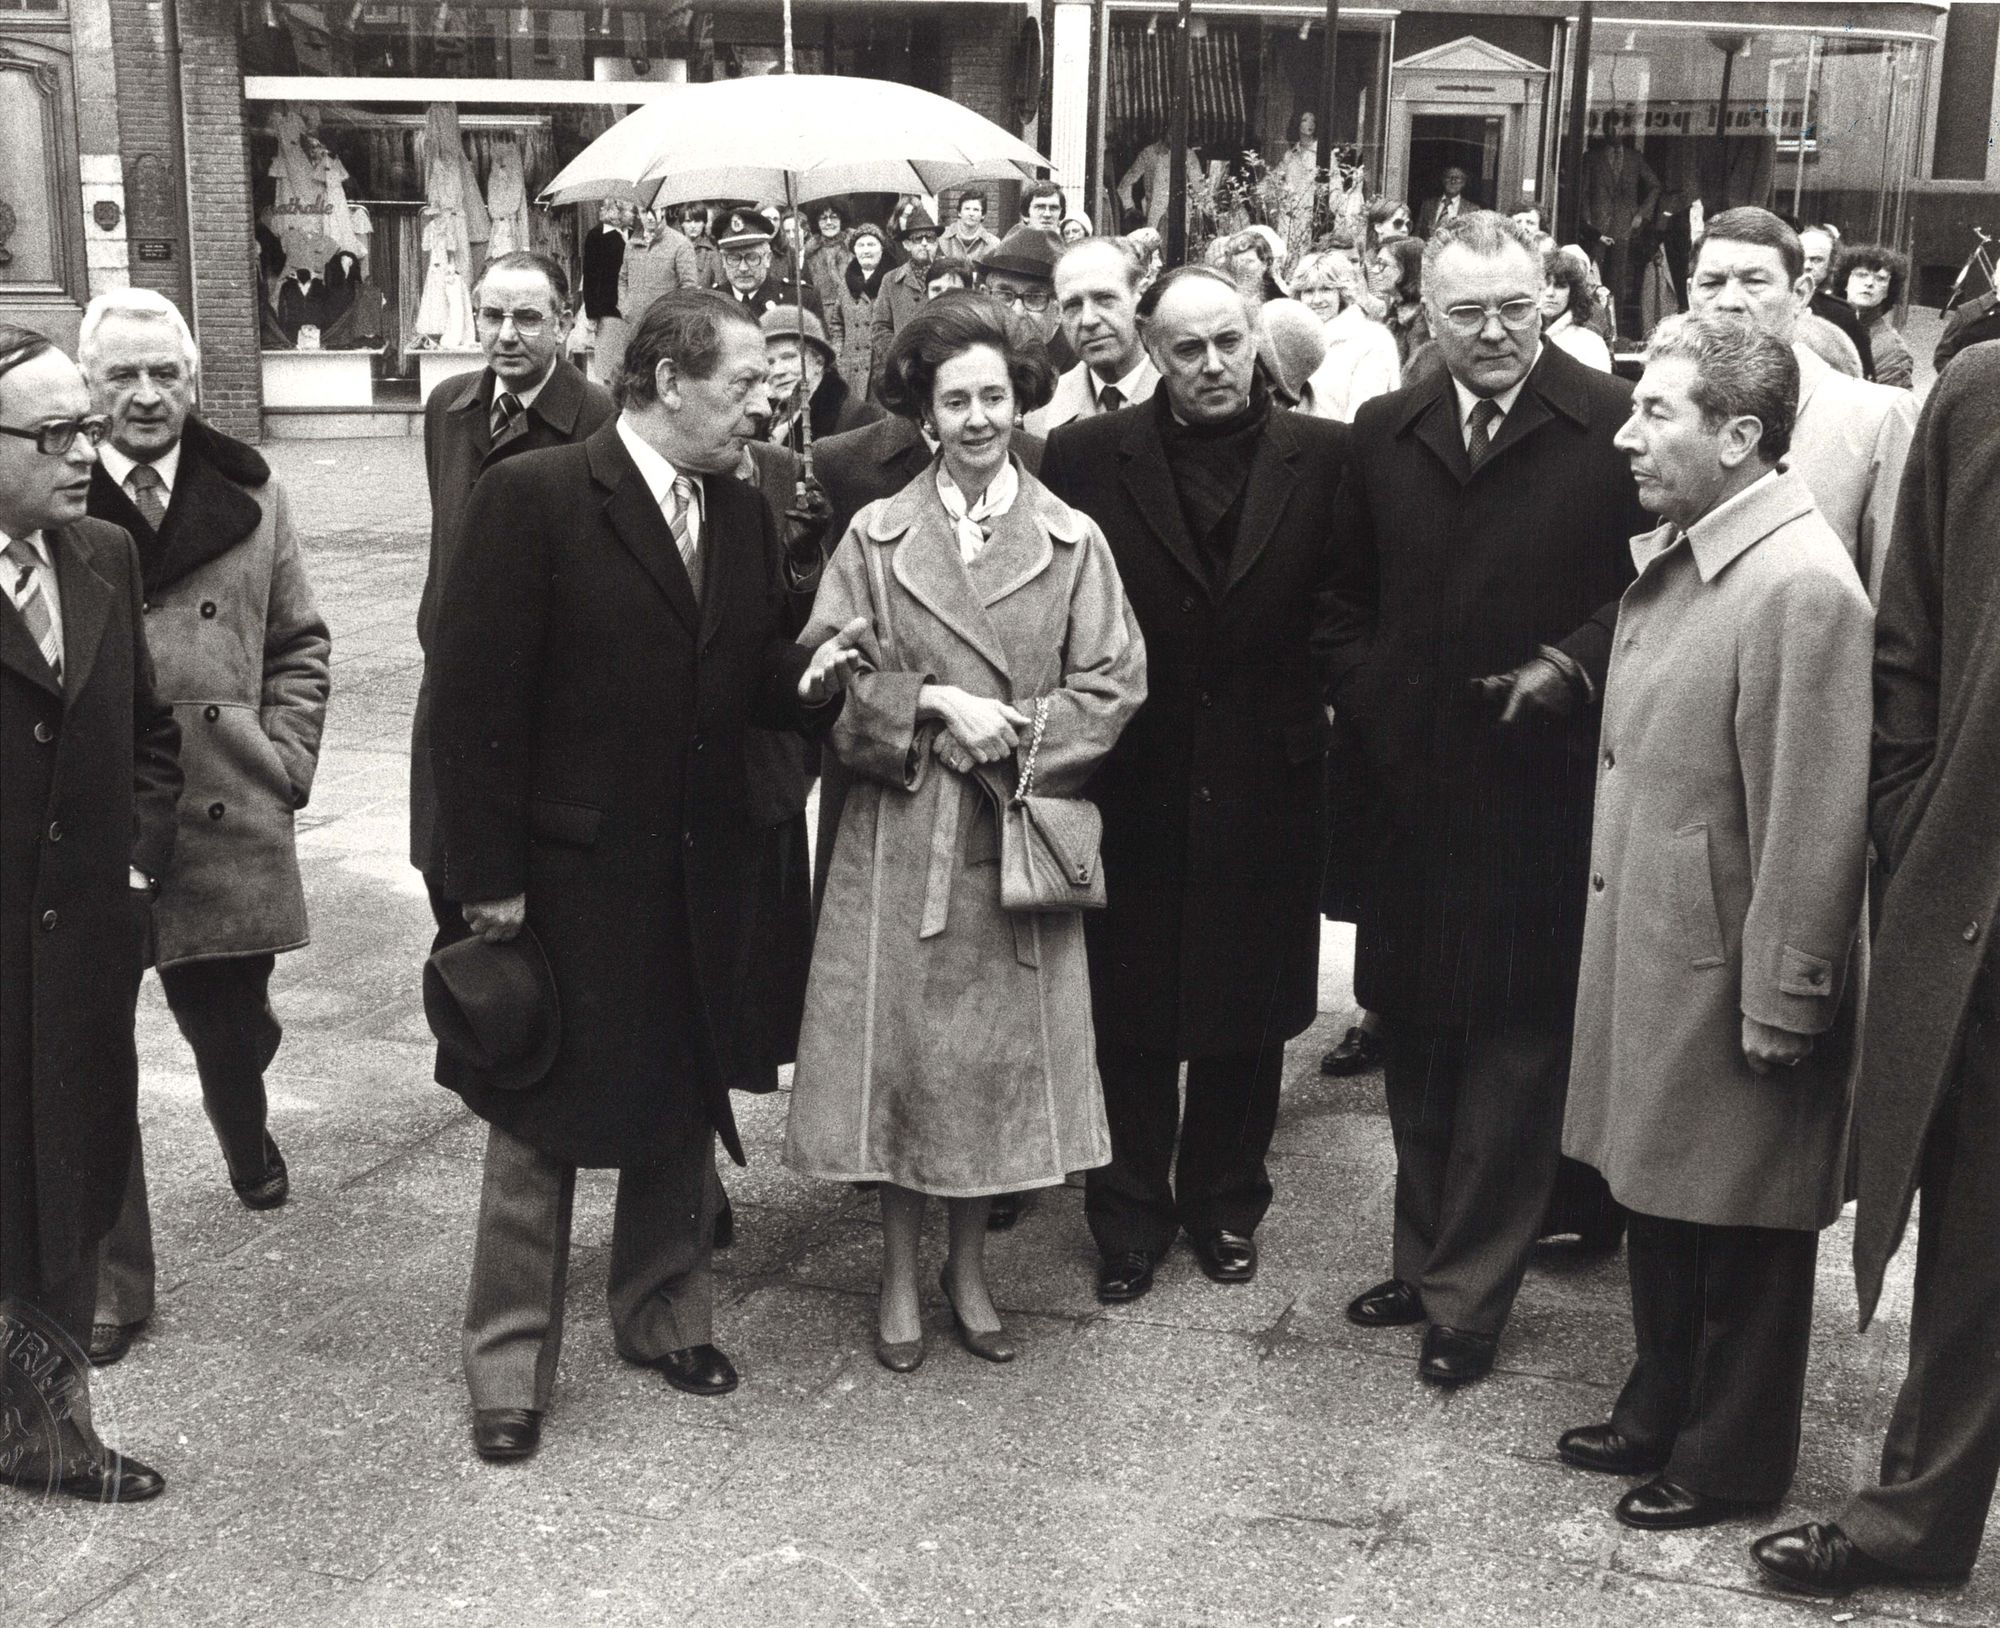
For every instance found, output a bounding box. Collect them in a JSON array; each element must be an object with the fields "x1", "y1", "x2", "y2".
[{"x1": 998, "y1": 696, "x2": 1107, "y2": 913}]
